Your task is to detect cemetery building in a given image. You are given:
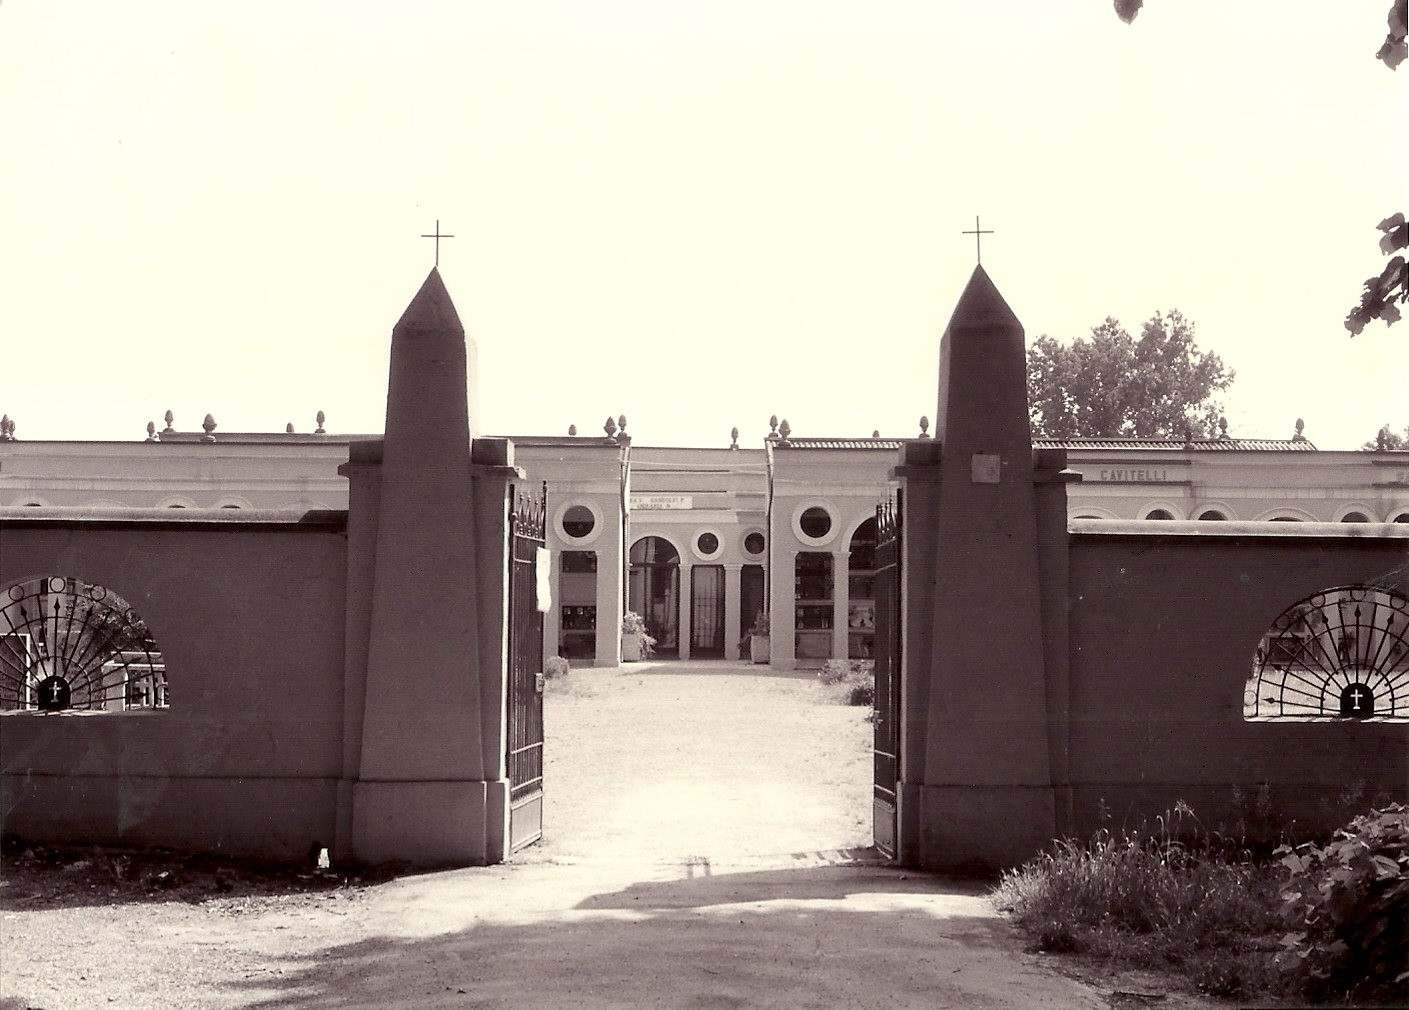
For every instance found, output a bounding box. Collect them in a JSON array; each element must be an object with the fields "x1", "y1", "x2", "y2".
[{"x1": 3, "y1": 413, "x2": 1408, "y2": 670}]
